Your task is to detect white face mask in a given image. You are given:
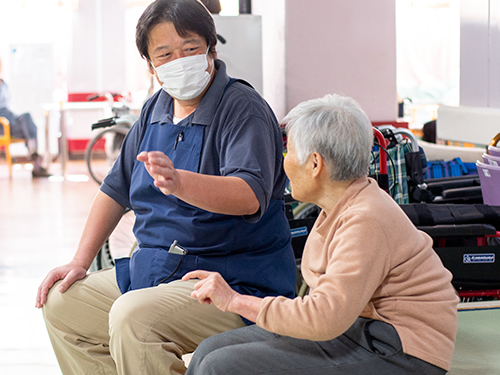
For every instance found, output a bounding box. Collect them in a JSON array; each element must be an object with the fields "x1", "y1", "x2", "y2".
[{"x1": 153, "y1": 49, "x2": 212, "y2": 101}]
